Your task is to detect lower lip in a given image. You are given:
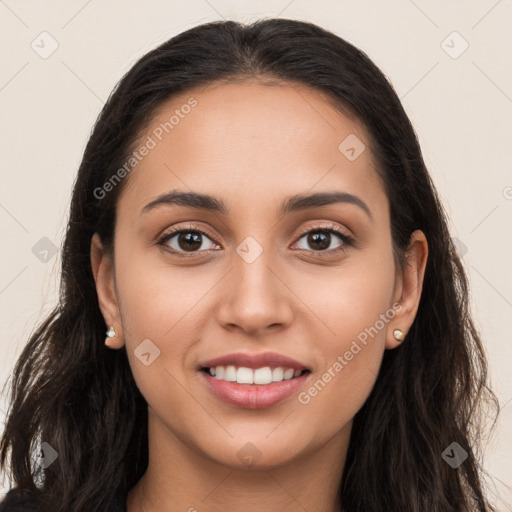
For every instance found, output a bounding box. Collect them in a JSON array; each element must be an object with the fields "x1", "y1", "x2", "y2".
[{"x1": 200, "y1": 370, "x2": 310, "y2": 409}]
